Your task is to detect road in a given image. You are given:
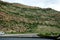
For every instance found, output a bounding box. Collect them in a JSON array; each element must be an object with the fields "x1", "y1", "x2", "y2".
[{"x1": 0, "y1": 33, "x2": 39, "y2": 37}]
